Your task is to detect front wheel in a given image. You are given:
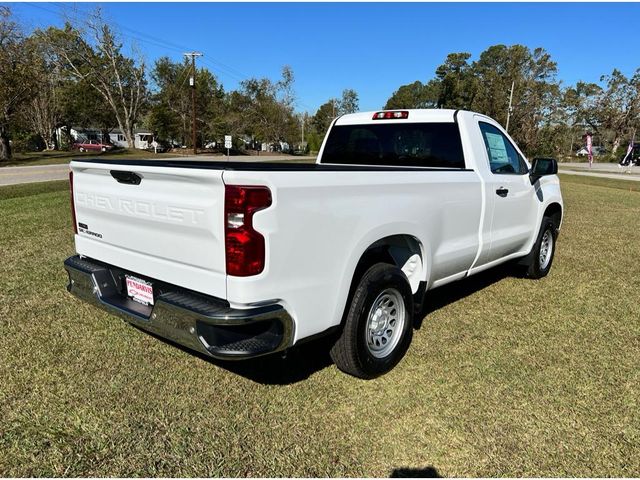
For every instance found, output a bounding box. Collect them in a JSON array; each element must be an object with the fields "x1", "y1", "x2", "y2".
[
  {"x1": 79, "y1": 147, "x2": 85, "y2": 153},
  {"x1": 525, "y1": 217, "x2": 557, "y2": 279},
  {"x1": 330, "y1": 263, "x2": 414, "y2": 379}
]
